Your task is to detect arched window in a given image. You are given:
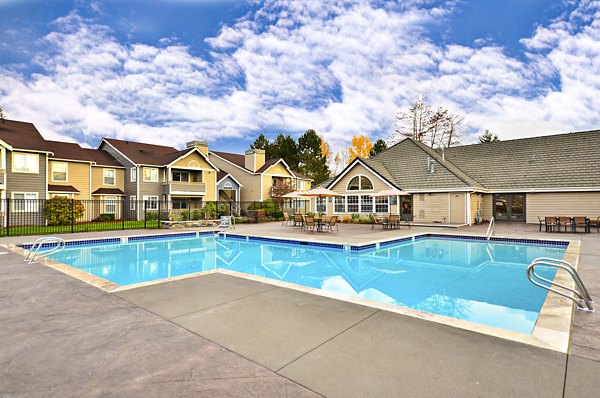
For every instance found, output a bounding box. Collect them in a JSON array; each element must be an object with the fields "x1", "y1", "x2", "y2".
[
  {"x1": 188, "y1": 160, "x2": 200, "y2": 168},
  {"x1": 347, "y1": 175, "x2": 374, "y2": 191}
]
